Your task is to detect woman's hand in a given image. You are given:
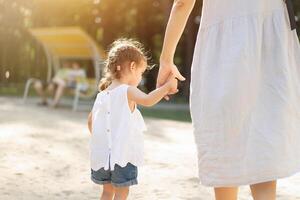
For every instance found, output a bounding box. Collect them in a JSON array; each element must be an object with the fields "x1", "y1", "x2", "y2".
[
  {"x1": 157, "y1": 0, "x2": 195, "y2": 100},
  {"x1": 156, "y1": 60, "x2": 185, "y2": 100}
]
